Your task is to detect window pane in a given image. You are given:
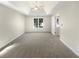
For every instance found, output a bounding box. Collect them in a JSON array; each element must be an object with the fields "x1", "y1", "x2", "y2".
[
  {"x1": 34, "y1": 18, "x2": 38, "y2": 28},
  {"x1": 39, "y1": 18, "x2": 43, "y2": 28}
]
